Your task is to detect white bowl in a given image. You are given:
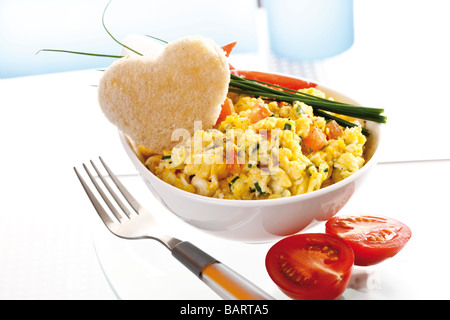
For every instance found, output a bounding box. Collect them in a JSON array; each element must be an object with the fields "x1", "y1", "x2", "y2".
[{"x1": 119, "y1": 79, "x2": 382, "y2": 243}]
